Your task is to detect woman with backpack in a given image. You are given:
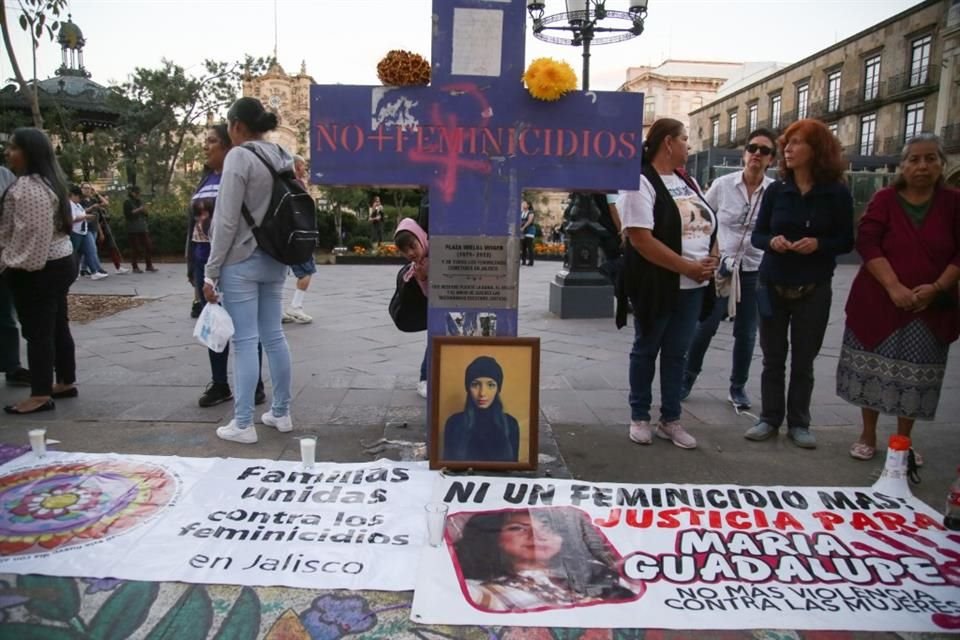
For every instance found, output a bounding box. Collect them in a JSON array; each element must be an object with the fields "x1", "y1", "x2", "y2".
[
  {"x1": 202, "y1": 98, "x2": 295, "y2": 444},
  {"x1": 618, "y1": 118, "x2": 718, "y2": 450}
]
